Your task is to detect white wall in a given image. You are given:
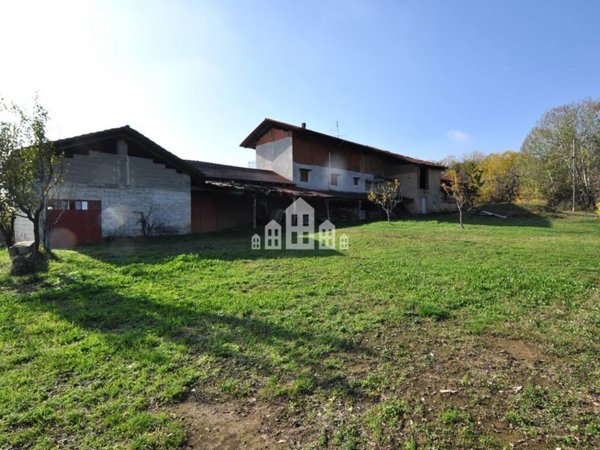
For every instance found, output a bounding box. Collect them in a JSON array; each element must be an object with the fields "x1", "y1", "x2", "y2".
[
  {"x1": 14, "y1": 215, "x2": 34, "y2": 242},
  {"x1": 255, "y1": 137, "x2": 293, "y2": 180},
  {"x1": 293, "y1": 163, "x2": 374, "y2": 192},
  {"x1": 253, "y1": 135, "x2": 456, "y2": 216}
]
